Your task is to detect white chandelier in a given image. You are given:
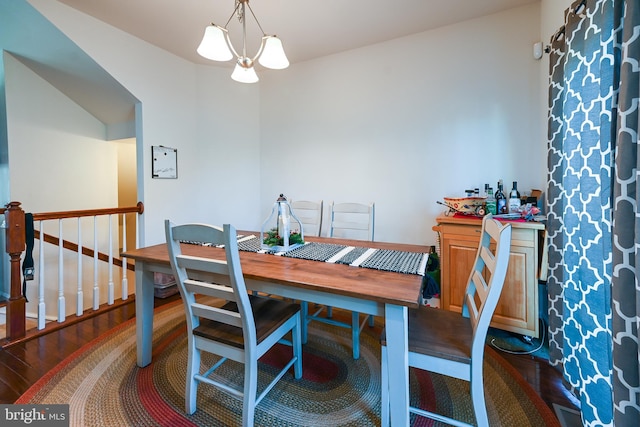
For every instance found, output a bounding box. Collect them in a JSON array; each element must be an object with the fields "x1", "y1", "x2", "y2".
[{"x1": 197, "y1": 0, "x2": 289, "y2": 83}]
